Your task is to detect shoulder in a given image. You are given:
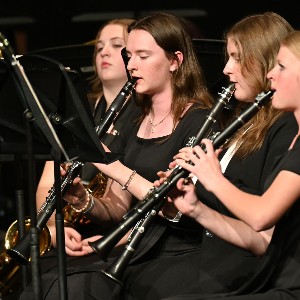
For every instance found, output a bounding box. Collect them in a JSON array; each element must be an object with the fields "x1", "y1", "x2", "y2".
[
  {"x1": 271, "y1": 112, "x2": 297, "y2": 131},
  {"x1": 279, "y1": 138, "x2": 300, "y2": 176},
  {"x1": 172, "y1": 104, "x2": 213, "y2": 143},
  {"x1": 266, "y1": 112, "x2": 298, "y2": 144},
  {"x1": 115, "y1": 100, "x2": 142, "y2": 125},
  {"x1": 181, "y1": 104, "x2": 209, "y2": 123},
  {"x1": 179, "y1": 103, "x2": 222, "y2": 134}
]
